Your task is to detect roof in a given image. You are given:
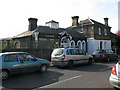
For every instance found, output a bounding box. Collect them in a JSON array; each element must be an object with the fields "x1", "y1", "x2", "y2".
[
  {"x1": 37, "y1": 26, "x2": 65, "y2": 35},
  {"x1": 66, "y1": 28, "x2": 86, "y2": 39},
  {"x1": 13, "y1": 30, "x2": 35, "y2": 38},
  {"x1": 0, "y1": 52, "x2": 27, "y2": 56},
  {"x1": 79, "y1": 18, "x2": 111, "y2": 28}
]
